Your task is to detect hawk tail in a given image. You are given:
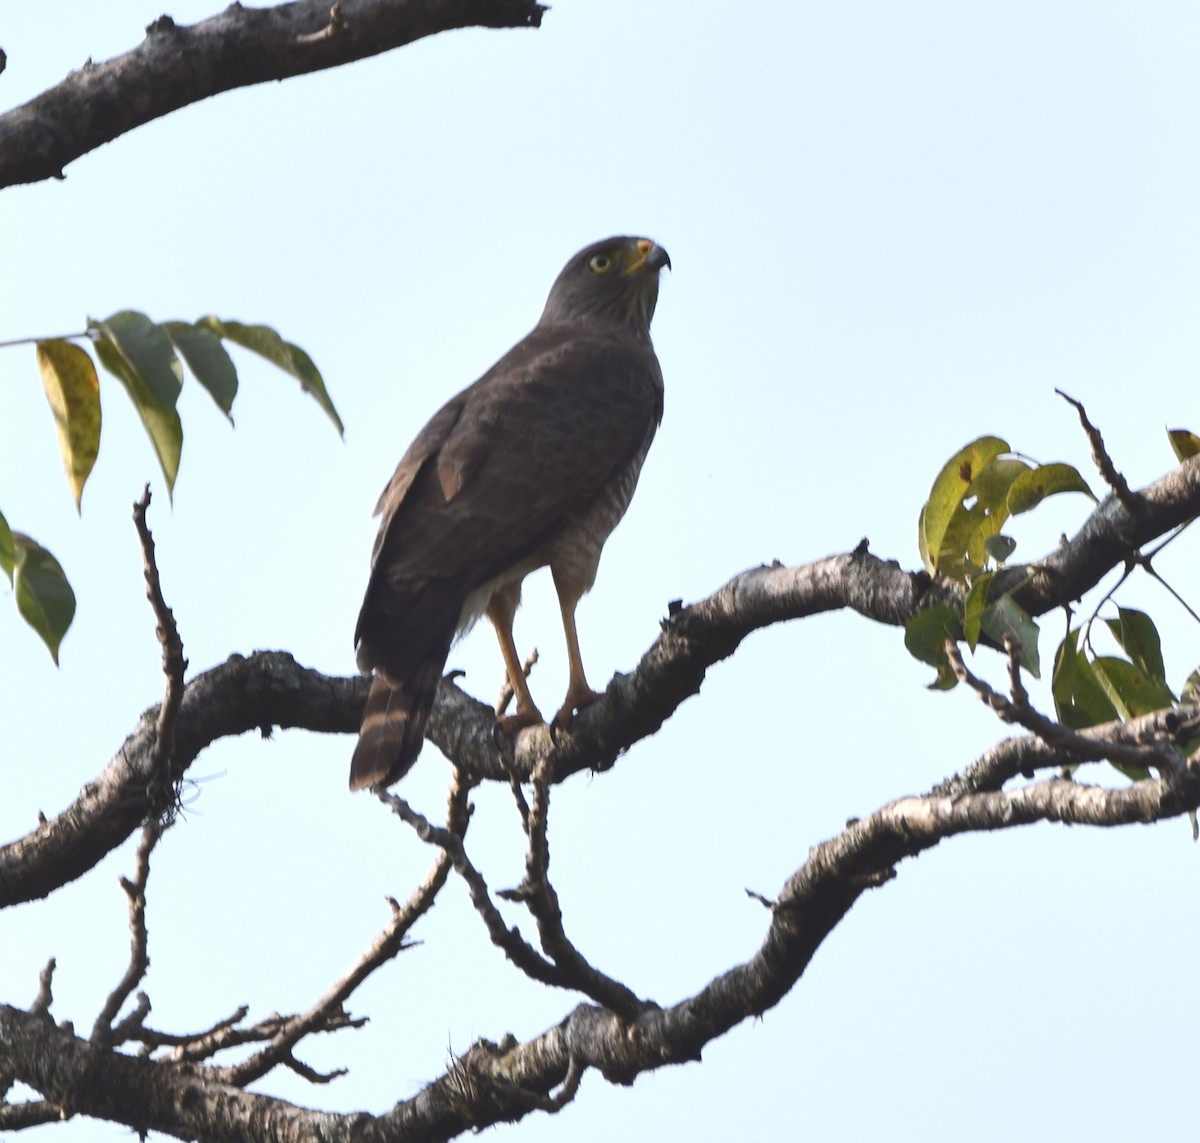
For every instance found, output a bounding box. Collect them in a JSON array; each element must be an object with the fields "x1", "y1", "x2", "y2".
[{"x1": 349, "y1": 668, "x2": 439, "y2": 791}]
